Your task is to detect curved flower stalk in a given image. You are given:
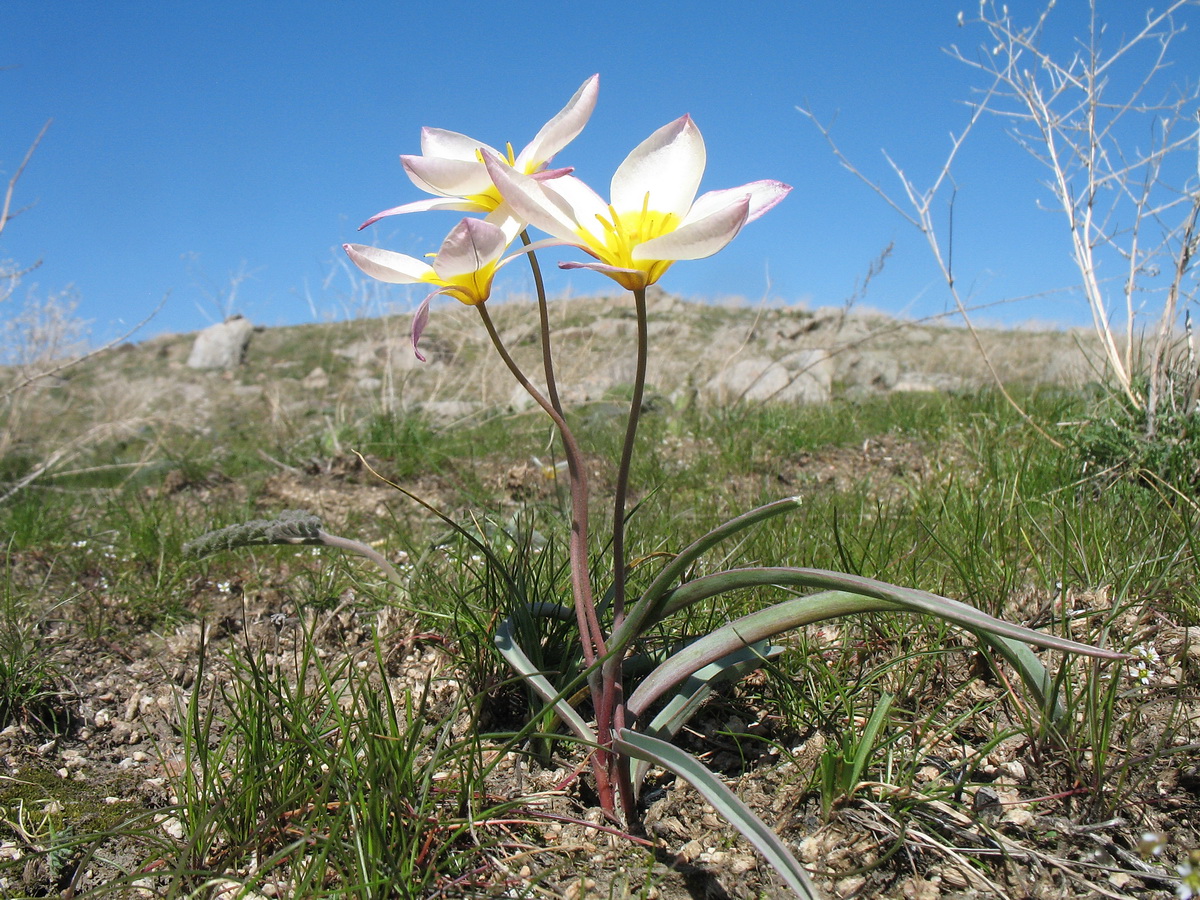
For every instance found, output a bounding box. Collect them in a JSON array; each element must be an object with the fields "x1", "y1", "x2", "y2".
[
  {"x1": 359, "y1": 74, "x2": 600, "y2": 230},
  {"x1": 484, "y1": 115, "x2": 792, "y2": 290},
  {"x1": 344, "y1": 217, "x2": 517, "y2": 360}
]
